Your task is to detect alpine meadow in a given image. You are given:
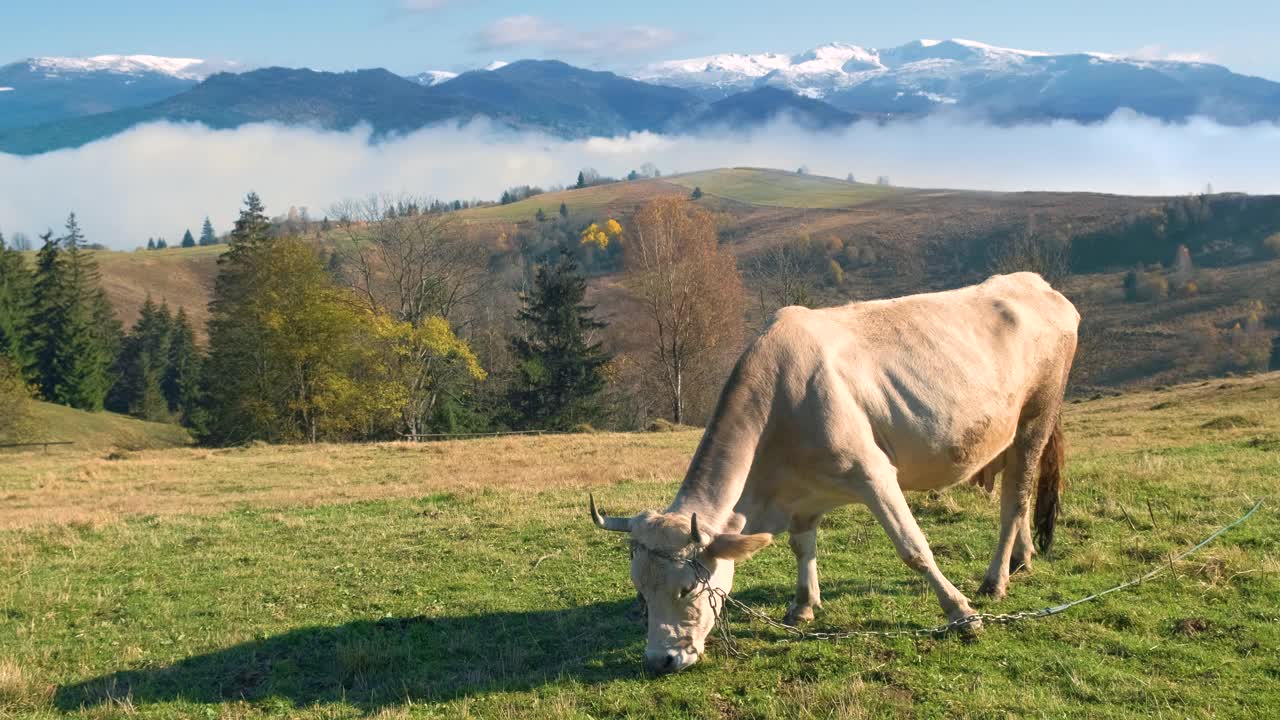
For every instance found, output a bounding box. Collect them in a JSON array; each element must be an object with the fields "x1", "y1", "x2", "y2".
[{"x1": 3, "y1": 4, "x2": 1280, "y2": 718}]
